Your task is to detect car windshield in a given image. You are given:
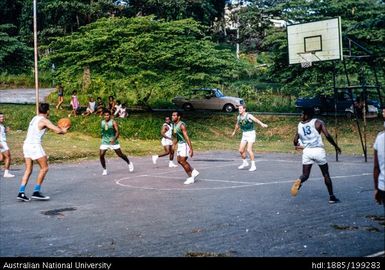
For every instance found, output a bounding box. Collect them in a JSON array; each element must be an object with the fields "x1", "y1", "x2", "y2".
[{"x1": 215, "y1": 89, "x2": 224, "y2": 97}]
